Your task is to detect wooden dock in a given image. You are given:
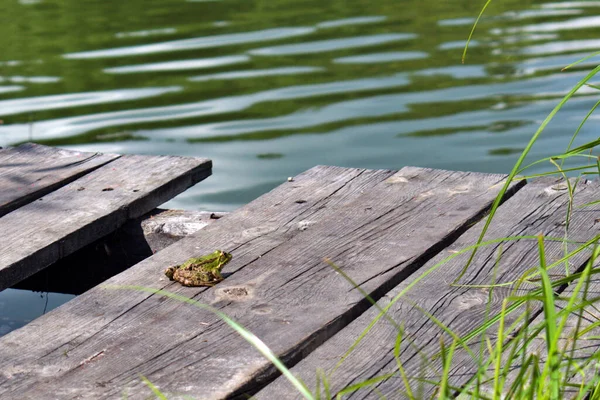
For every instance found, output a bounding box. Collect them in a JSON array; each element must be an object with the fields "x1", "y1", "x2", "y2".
[
  {"x1": 0, "y1": 143, "x2": 211, "y2": 291},
  {"x1": 0, "y1": 156, "x2": 599, "y2": 399}
]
